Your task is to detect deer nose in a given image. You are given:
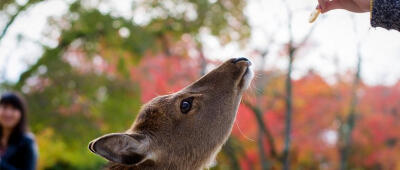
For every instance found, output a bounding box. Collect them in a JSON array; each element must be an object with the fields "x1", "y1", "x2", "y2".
[{"x1": 231, "y1": 57, "x2": 251, "y2": 65}]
